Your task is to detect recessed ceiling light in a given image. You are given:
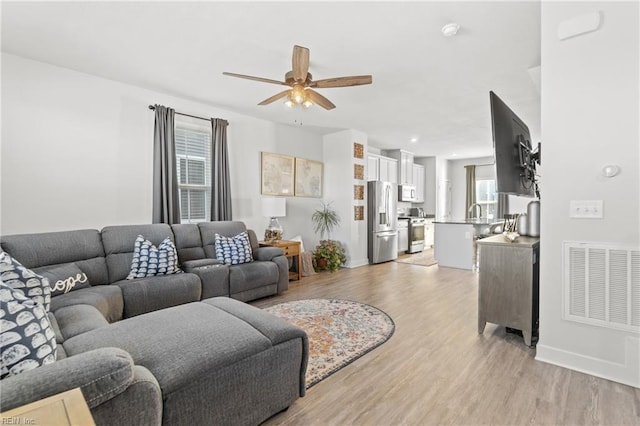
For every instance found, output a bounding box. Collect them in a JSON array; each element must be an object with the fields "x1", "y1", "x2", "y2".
[
  {"x1": 451, "y1": 153, "x2": 458, "y2": 157},
  {"x1": 441, "y1": 23, "x2": 460, "y2": 37},
  {"x1": 410, "y1": 137, "x2": 418, "y2": 143}
]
